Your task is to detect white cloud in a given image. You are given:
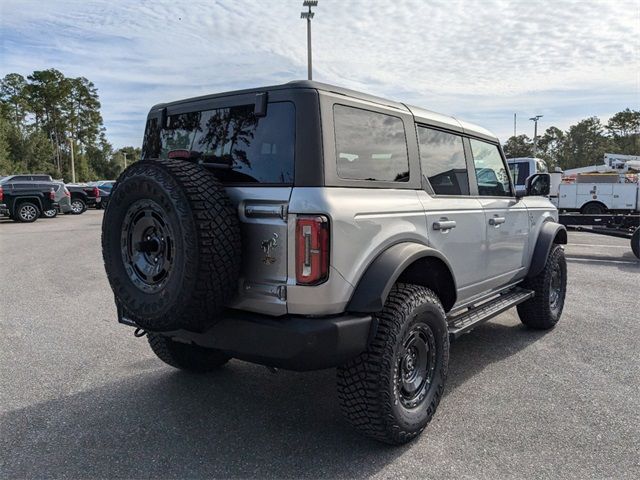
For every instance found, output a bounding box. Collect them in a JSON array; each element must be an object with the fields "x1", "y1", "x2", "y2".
[{"x1": 1, "y1": 0, "x2": 638, "y2": 146}]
